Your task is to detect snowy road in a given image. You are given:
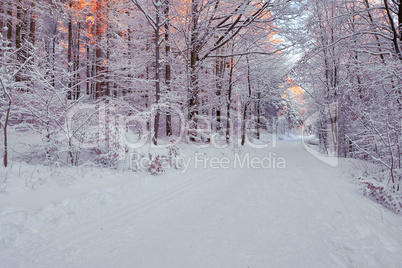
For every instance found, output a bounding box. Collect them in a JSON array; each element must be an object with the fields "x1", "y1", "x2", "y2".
[{"x1": 1, "y1": 141, "x2": 402, "y2": 267}]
